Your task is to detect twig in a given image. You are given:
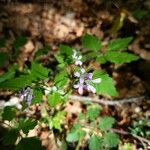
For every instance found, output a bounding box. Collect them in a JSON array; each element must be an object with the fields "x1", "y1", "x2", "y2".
[
  {"x1": 69, "y1": 95, "x2": 148, "y2": 106},
  {"x1": 110, "y1": 128, "x2": 150, "y2": 145}
]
